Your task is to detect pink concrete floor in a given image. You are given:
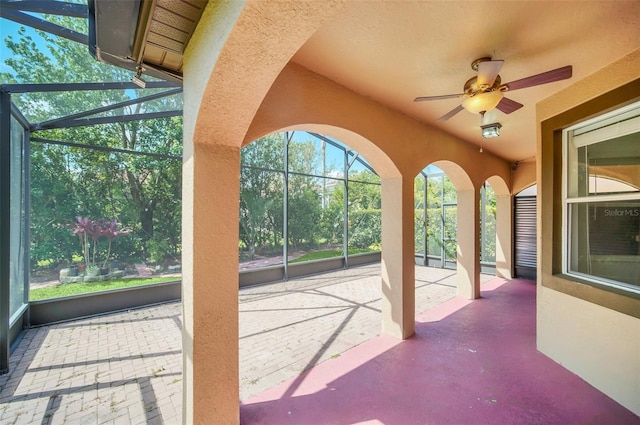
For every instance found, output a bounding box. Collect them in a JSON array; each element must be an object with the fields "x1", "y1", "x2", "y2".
[{"x1": 241, "y1": 278, "x2": 639, "y2": 425}]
